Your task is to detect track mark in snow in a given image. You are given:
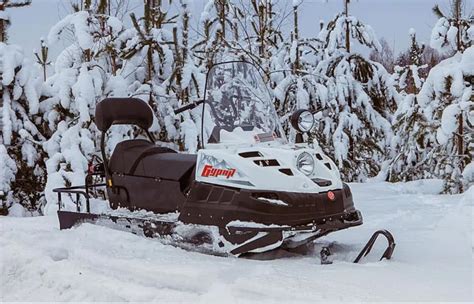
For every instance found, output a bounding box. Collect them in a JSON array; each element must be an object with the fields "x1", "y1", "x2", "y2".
[{"x1": 0, "y1": 181, "x2": 472, "y2": 302}]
